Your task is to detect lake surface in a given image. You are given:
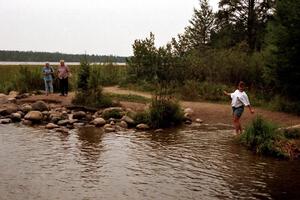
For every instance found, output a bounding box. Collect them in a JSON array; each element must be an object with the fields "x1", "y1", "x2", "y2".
[{"x1": 0, "y1": 124, "x2": 300, "y2": 200}]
